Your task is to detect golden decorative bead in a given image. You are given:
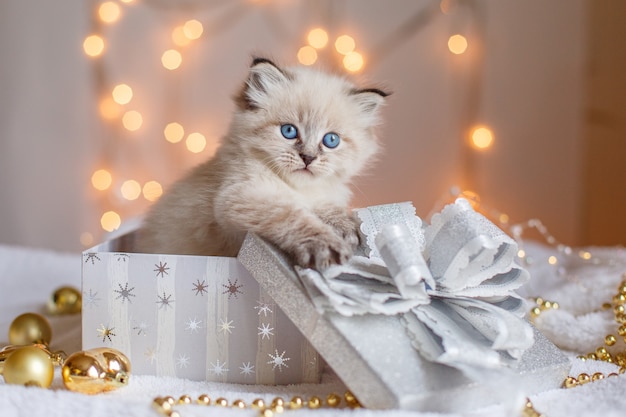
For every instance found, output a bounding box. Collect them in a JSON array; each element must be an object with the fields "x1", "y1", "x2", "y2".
[
  {"x1": 552, "y1": 302, "x2": 560, "y2": 310},
  {"x1": 261, "y1": 409, "x2": 274, "y2": 417},
  {"x1": 620, "y1": 367, "x2": 626, "y2": 374},
  {"x1": 2, "y1": 346, "x2": 54, "y2": 388},
  {"x1": 164, "y1": 396, "x2": 176, "y2": 405},
  {"x1": 48, "y1": 286, "x2": 82, "y2": 315},
  {"x1": 9, "y1": 313, "x2": 52, "y2": 346},
  {"x1": 577, "y1": 373, "x2": 591, "y2": 384},
  {"x1": 587, "y1": 353, "x2": 598, "y2": 360},
  {"x1": 563, "y1": 376, "x2": 578, "y2": 388},
  {"x1": 615, "y1": 313, "x2": 626, "y2": 324},
  {"x1": 152, "y1": 397, "x2": 172, "y2": 412},
  {"x1": 605, "y1": 334, "x2": 617, "y2": 346},
  {"x1": 592, "y1": 372, "x2": 605, "y2": 381},
  {"x1": 251, "y1": 399, "x2": 266, "y2": 409},
  {"x1": 530, "y1": 307, "x2": 542, "y2": 317},
  {"x1": 289, "y1": 396, "x2": 304, "y2": 409},
  {"x1": 168, "y1": 412, "x2": 181, "y2": 417},
  {"x1": 576, "y1": 355, "x2": 587, "y2": 361},
  {"x1": 197, "y1": 394, "x2": 210, "y2": 405},
  {"x1": 215, "y1": 397, "x2": 228, "y2": 407},
  {"x1": 613, "y1": 294, "x2": 626, "y2": 305},
  {"x1": 308, "y1": 396, "x2": 322, "y2": 409},
  {"x1": 232, "y1": 399, "x2": 246, "y2": 409},
  {"x1": 273, "y1": 404, "x2": 285, "y2": 413},
  {"x1": 602, "y1": 302, "x2": 613, "y2": 310},
  {"x1": 326, "y1": 393, "x2": 341, "y2": 407},
  {"x1": 619, "y1": 326, "x2": 626, "y2": 336},
  {"x1": 535, "y1": 297, "x2": 544, "y2": 305},
  {"x1": 543, "y1": 301, "x2": 552, "y2": 309},
  {"x1": 344, "y1": 390, "x2": 359, "y2": 406},
  {"x1": 271, "y1": 397, "x2": 285, "y2": 408},
  {"x1": 614, "y1": 305, "x2": 625, "y2": 315},
  {"x1": 596, "y1": 347, "x2": 608, "y2": 358},
  {"x1": 178, "y1": 395, "x2": 192, "y2": 404},
  {"x1": 608, "y1": 372, "x2": 619, "y2": 377}
]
